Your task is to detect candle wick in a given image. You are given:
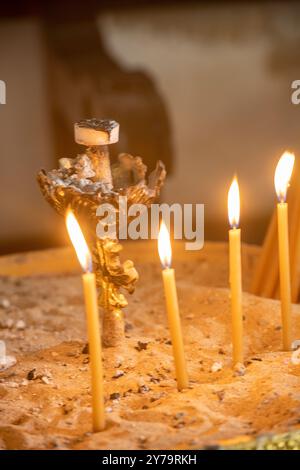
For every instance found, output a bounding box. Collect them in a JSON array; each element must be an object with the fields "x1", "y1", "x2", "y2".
[
  {"x1": 86, "y1": 256, "x2": 93, "y2": 274},
  {"x1": 278, "y1": 195, "x2": 286, "y2": 204}
]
